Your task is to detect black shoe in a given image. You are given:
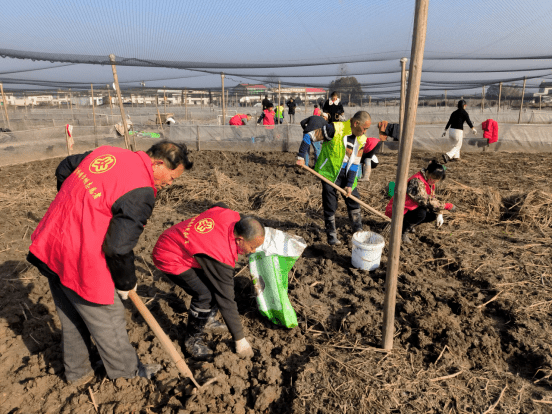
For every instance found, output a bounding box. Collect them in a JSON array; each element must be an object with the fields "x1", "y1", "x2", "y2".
[
  {"x1": 325, "y1": 216, "x2": 341, "y2": 246},
  {"x1": 185, "y1": 310, "x2": 213, "y2": 360},
  {"x1": 204, "y1": 307, "x2": 228, "y2": 334},
  {"x1": 348, "y1": 208, "x2": 363, "y2": 233}
]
